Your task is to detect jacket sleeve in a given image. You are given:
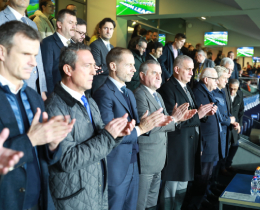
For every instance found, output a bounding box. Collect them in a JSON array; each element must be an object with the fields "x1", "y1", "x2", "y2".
[
  {"x1": 45, "y1": 102, "x2": 122, "y2": 173},
  {"x1": 158, "y1": 47, "x2": 171, "y2": 80},
  {"x1": 33, "y1": 17, "x2": 46, "y2": 39},
  {"x1": 134, "y1": 90, "x2": 175, "y2": 135},
  {"x1": 41, "y1": 39, "x2": 54, "y2": 95},
  {"x1": 93, "y1": 87, "x2": 138, "y2": 144}
]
